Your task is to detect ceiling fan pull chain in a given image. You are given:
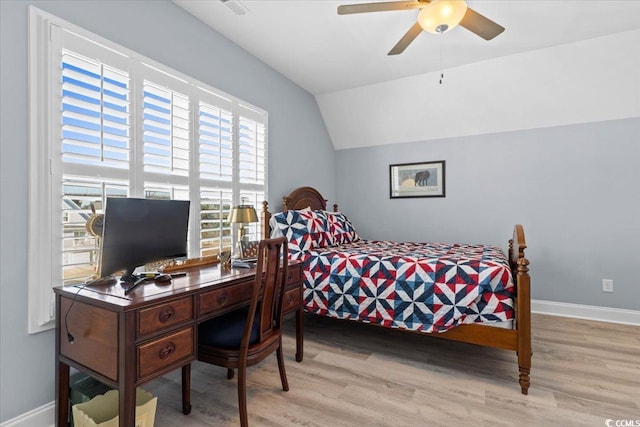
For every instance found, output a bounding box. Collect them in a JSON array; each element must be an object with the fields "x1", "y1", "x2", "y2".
[{"x1": 439, "y1": 42, "x2": 444, "y2": 85}]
